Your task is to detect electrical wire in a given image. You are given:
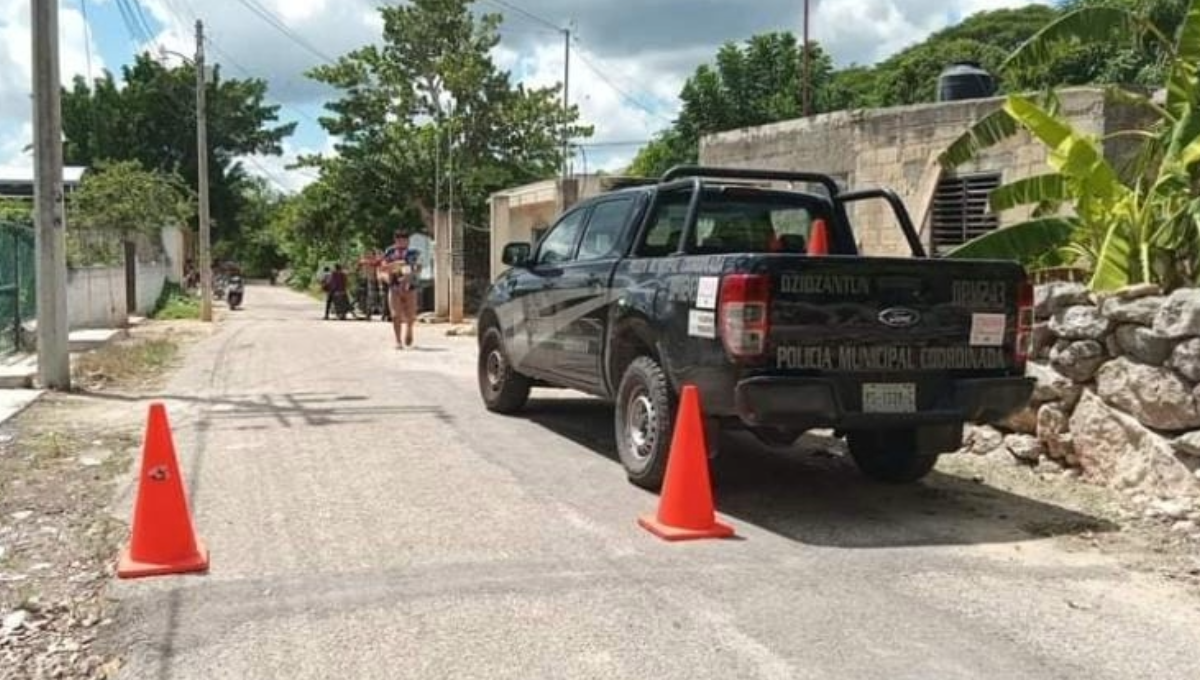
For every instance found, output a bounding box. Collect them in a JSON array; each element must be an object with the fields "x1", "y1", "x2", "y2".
[
  {"x1": 229, "y1": 0, "x2": 338, "y2": 65},
  {"x1": 478, "y1": 0, "x2": 563, "y2": 33},
  {"x1": 572, "y1": 45, "x2": 672, "y2": 123}
]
